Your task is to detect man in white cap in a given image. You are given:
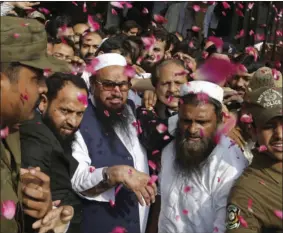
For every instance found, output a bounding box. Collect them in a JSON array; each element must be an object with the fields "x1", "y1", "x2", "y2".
[
  {"x1": 147, "y1": 81, "x2": 249, "y2": 233},
  {"x1": 71, "y1": 53, "x2": 157, "y2": 233}
]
